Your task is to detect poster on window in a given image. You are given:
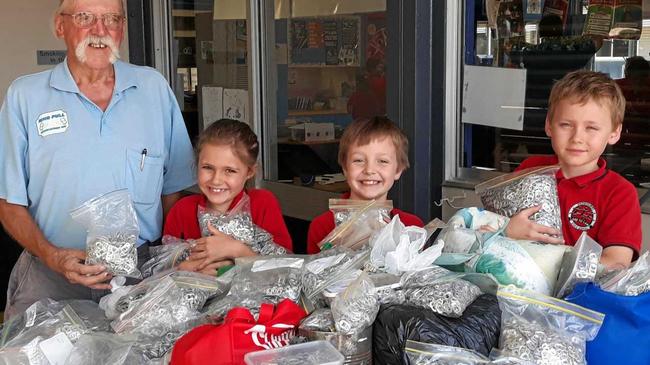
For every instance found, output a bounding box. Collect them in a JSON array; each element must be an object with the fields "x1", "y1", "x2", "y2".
[
  {"x1": 524, "y1": 0, "x2": 543, "y2": 21},
  {"x1": 366, "y1": 13, "x2": 387, "y2": 61},
  {"x1": 543, "y1": 0, "x2": 570, "y2": 25},
  {"x1": 609, "y1": 0, "x2": 642, "y2": 40},
  {"x1": 289, "y1": 16, "x2": 360, "y2": 66},
  {"x1": 323, "y1": 19, "x2": 339, "y2": 65},
  {"x1": 497, "y1": 0, "x2": 525, "y2": 39},
  {"x1": 583, "y1": 0, "x2": 615, "y2": 38}
]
